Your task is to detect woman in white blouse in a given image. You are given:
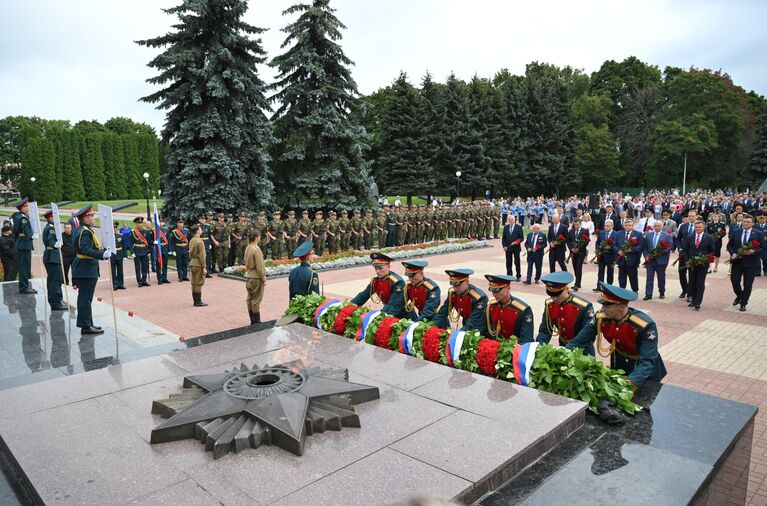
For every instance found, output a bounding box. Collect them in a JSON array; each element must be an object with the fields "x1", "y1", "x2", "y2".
[{"x1": 582, "y1": 212, "x2": 595, "y2": 256}]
